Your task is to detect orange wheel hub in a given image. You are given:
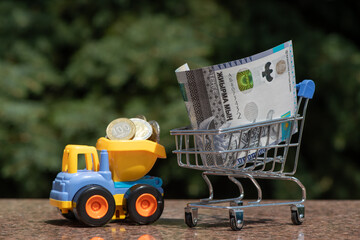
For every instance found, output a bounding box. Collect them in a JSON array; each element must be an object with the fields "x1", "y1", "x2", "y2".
[
  {"x1": 135, "y1": 193, "x2": 157, "y2": 217},
  {"x1": 85, "y1": 195, "x2": 108, "y2": 219}
]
